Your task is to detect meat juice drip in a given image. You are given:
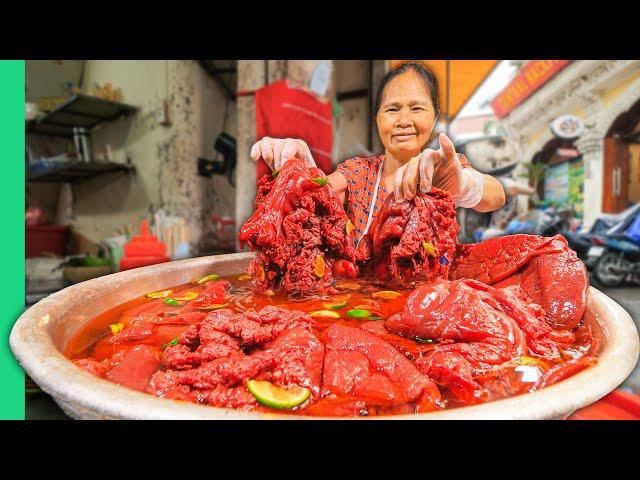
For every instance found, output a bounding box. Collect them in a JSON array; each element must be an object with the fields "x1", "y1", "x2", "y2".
[{"x1": 66, "y1": 272, "x2": 600, "y2": 416}]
